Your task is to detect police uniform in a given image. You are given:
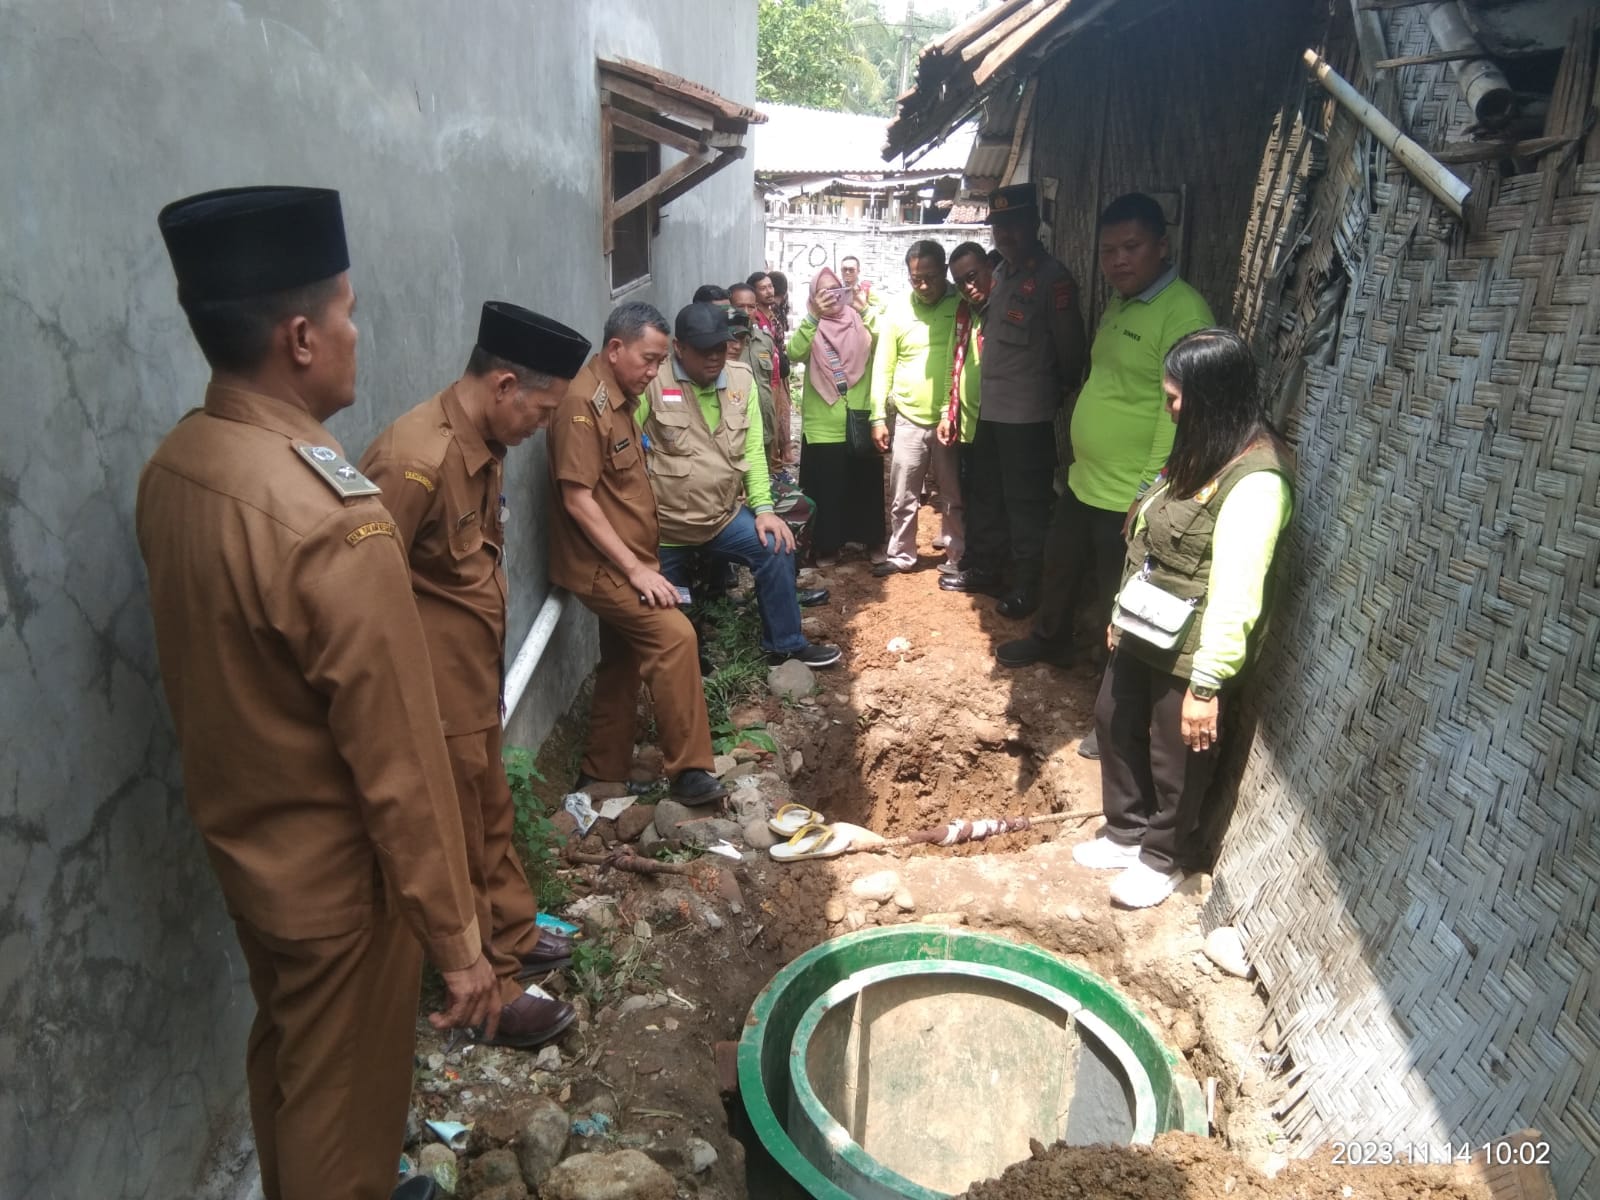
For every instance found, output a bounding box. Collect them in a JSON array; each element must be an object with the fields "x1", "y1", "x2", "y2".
[
  {"x1": 137, "y1": 181, "x2": 478, "y2": 1200},
  {"x1": 739, "y1": 321, "x2": 780, "y2": 466},
  {"x1": 954, "y1": 183, "x2": 1087, "y2": 613},
  {"x1": 547, "y1": 354, "x2": 714, "y2": 782}
]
